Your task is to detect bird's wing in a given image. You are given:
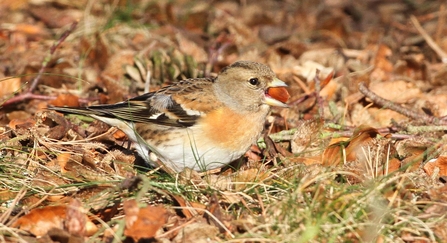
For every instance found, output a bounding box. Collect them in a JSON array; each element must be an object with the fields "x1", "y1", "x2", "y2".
[{"x1": 51, "y1": 78, "x2": 223, "y2": 127}]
